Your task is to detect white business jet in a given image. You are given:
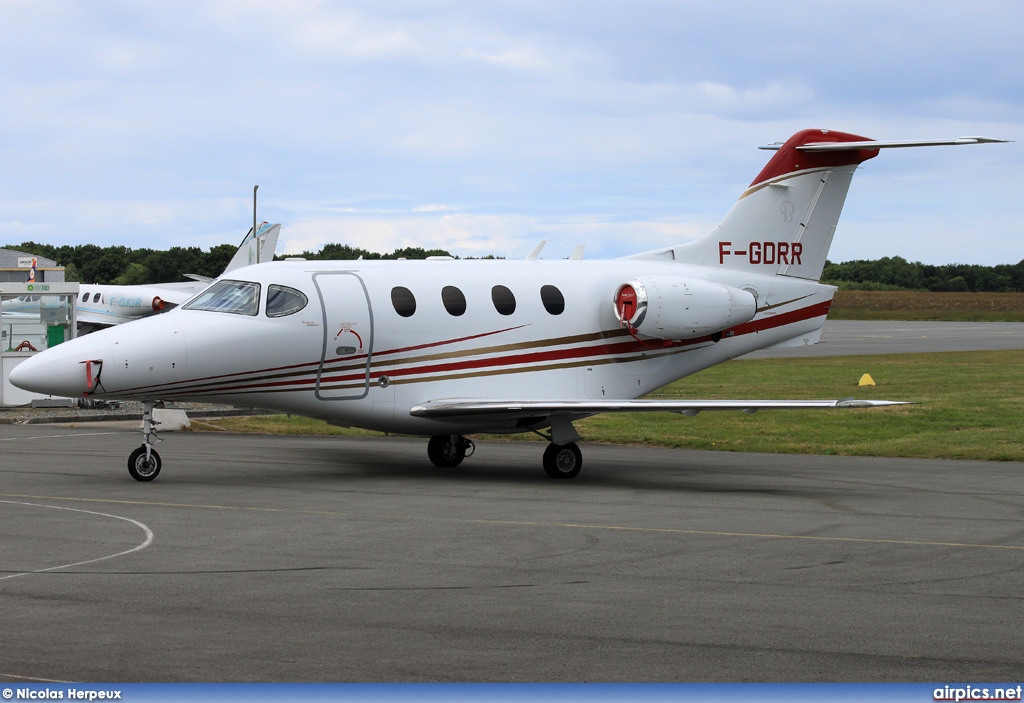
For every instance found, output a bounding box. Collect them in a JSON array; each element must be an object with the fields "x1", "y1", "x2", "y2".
[
  {"x1": 9, "y1": 129, "x2": 1008, "y2": 481},
  {"x1": 3, "y1": 223, "x2": 280, "y2": 333}
]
